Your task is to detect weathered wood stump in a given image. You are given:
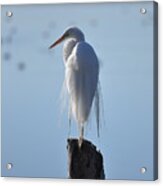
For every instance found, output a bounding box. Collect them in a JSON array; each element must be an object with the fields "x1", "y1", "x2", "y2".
[{"x1": 67, "y1": 138, "x2": 105, "y2": 179}]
